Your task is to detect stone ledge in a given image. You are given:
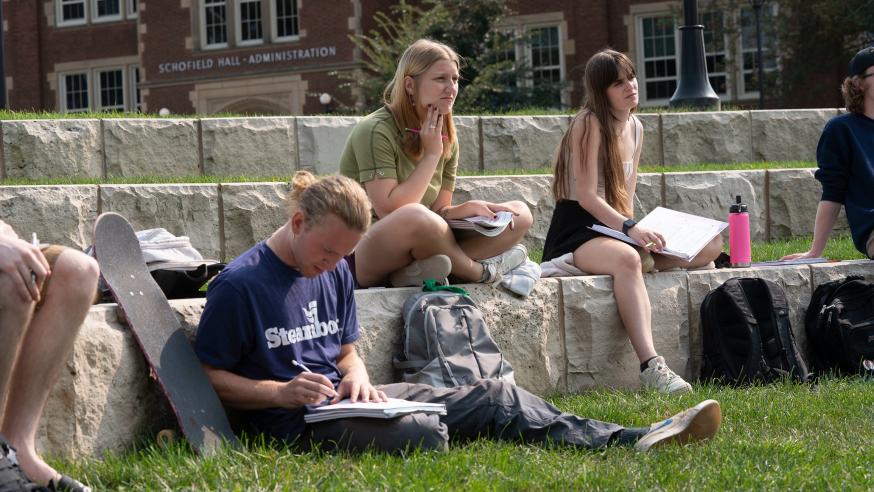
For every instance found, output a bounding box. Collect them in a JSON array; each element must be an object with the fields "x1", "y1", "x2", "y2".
[
  {"x1": 0, "y1": 110, "x2": 844, "y2": 179},
  {"x1": 37, "y1": 260, "x2": 874, "y2": 460}
]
